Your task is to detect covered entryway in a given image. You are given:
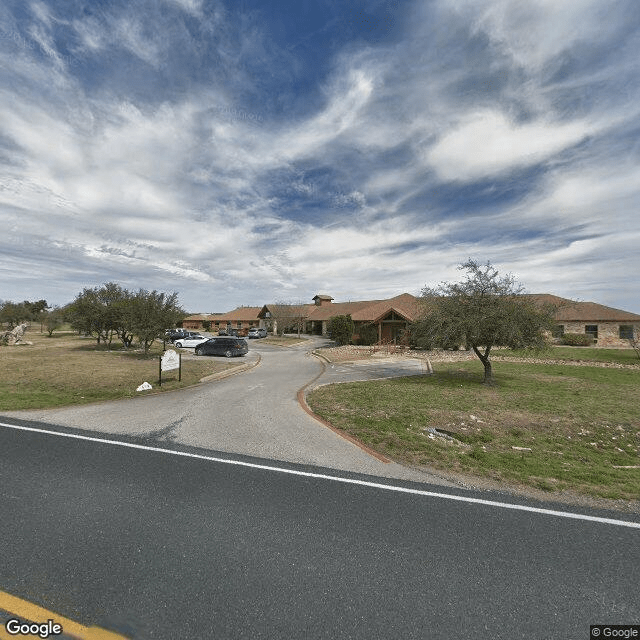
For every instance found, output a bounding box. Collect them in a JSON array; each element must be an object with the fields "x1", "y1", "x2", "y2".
[{"x1": 374, "y1": 310, "x2": 412, "y2": 344}]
